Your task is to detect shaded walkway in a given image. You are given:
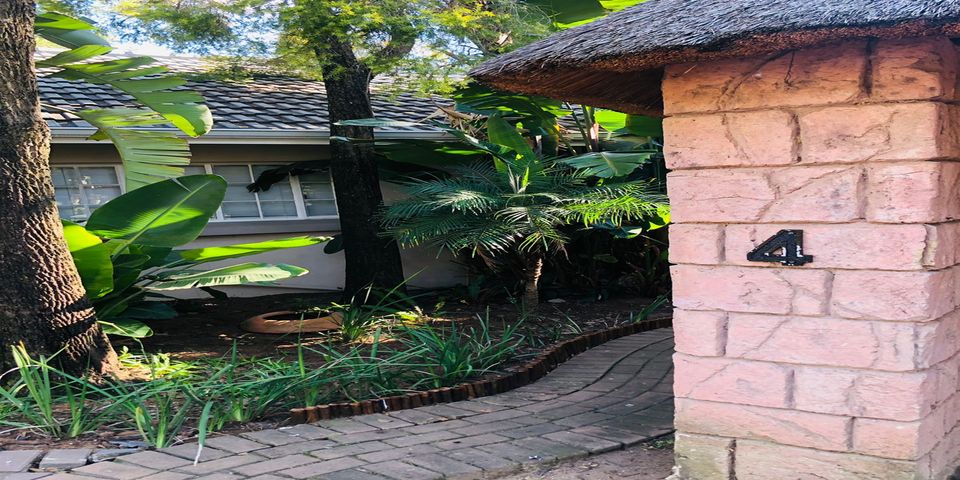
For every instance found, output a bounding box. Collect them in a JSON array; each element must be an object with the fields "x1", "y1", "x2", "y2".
[{"x1": 41, "y1": 328, "x2": 675, "y2": 479}]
